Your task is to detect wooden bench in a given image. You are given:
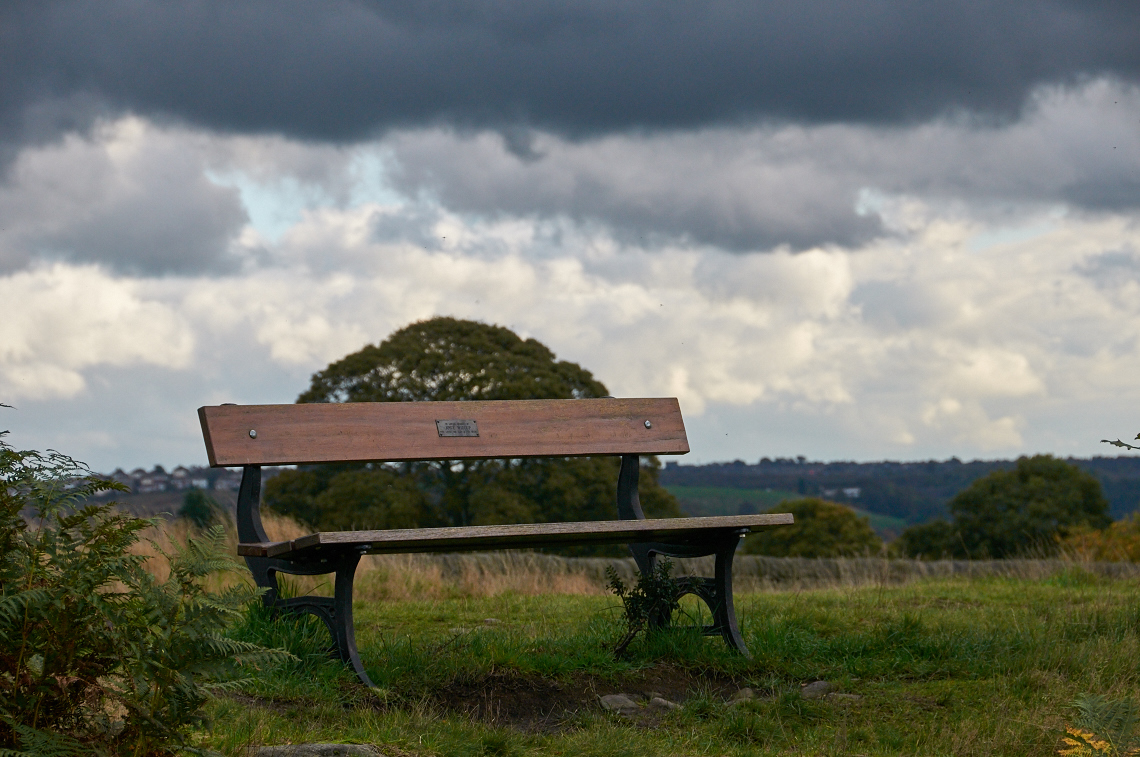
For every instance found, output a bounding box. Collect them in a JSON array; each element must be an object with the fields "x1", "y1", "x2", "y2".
[{"x1": 198, "y1": 398, "x2": 792, "y2": 686}]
